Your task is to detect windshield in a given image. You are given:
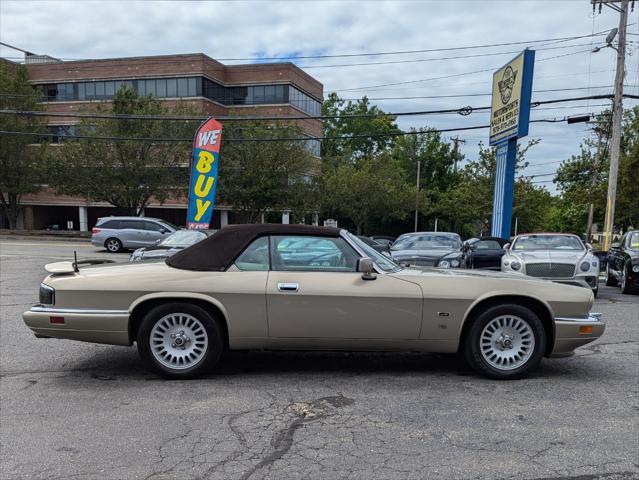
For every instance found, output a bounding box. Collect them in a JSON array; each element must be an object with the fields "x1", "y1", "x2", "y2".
[
  {"x1": 512, "y1": 235, "x2": 584, "y2": 251},
  {"x1": 628, "y1": 232, "x2": 639, "y2": 250},
  {"x1": 391, "y1": 233, "x2": 461, "y2": 251},
  {"x1": 159, "y1": 230, "x2": 207, "y2": 247},
  {"x1": 346, "y1": 232, "x2": 401, "y2": 272}
]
